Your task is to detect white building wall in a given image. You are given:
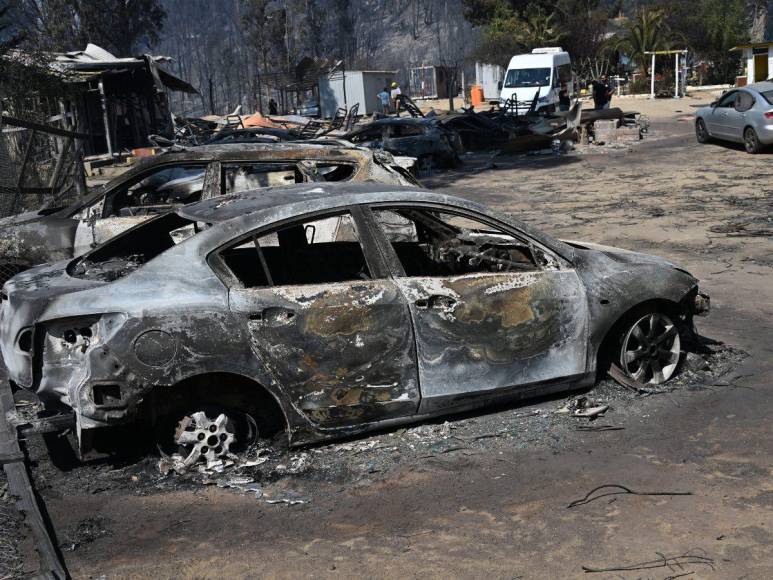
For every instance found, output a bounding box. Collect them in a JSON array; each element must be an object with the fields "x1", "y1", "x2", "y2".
[
  {"x1": 319, "y1": 71, "x2": 397, "y2": 118},
  {"x1": 475, "y1": 63, "x2": 504, "y2": 100}
]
